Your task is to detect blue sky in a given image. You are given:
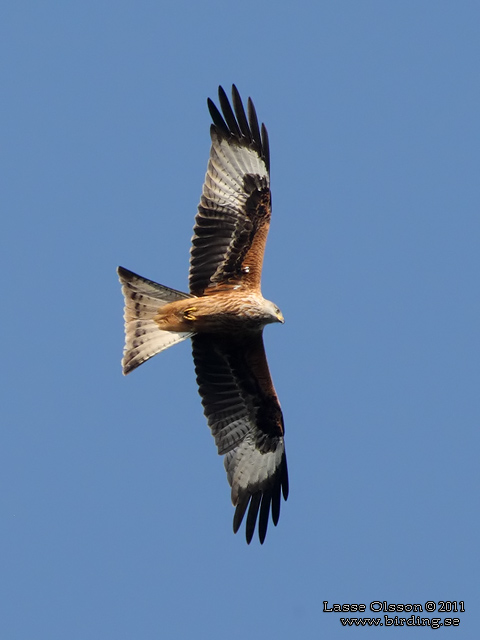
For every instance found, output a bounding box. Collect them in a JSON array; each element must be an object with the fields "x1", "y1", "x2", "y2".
[{"x1": 1, "y1": 1, "x2": 478, "y2": 638}]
